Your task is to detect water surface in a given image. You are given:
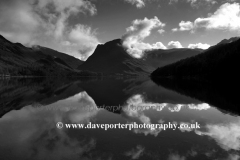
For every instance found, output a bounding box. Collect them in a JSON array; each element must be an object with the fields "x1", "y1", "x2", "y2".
[{"x1": 0, "y1": 78, "x2": 239, "y2": 160}]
